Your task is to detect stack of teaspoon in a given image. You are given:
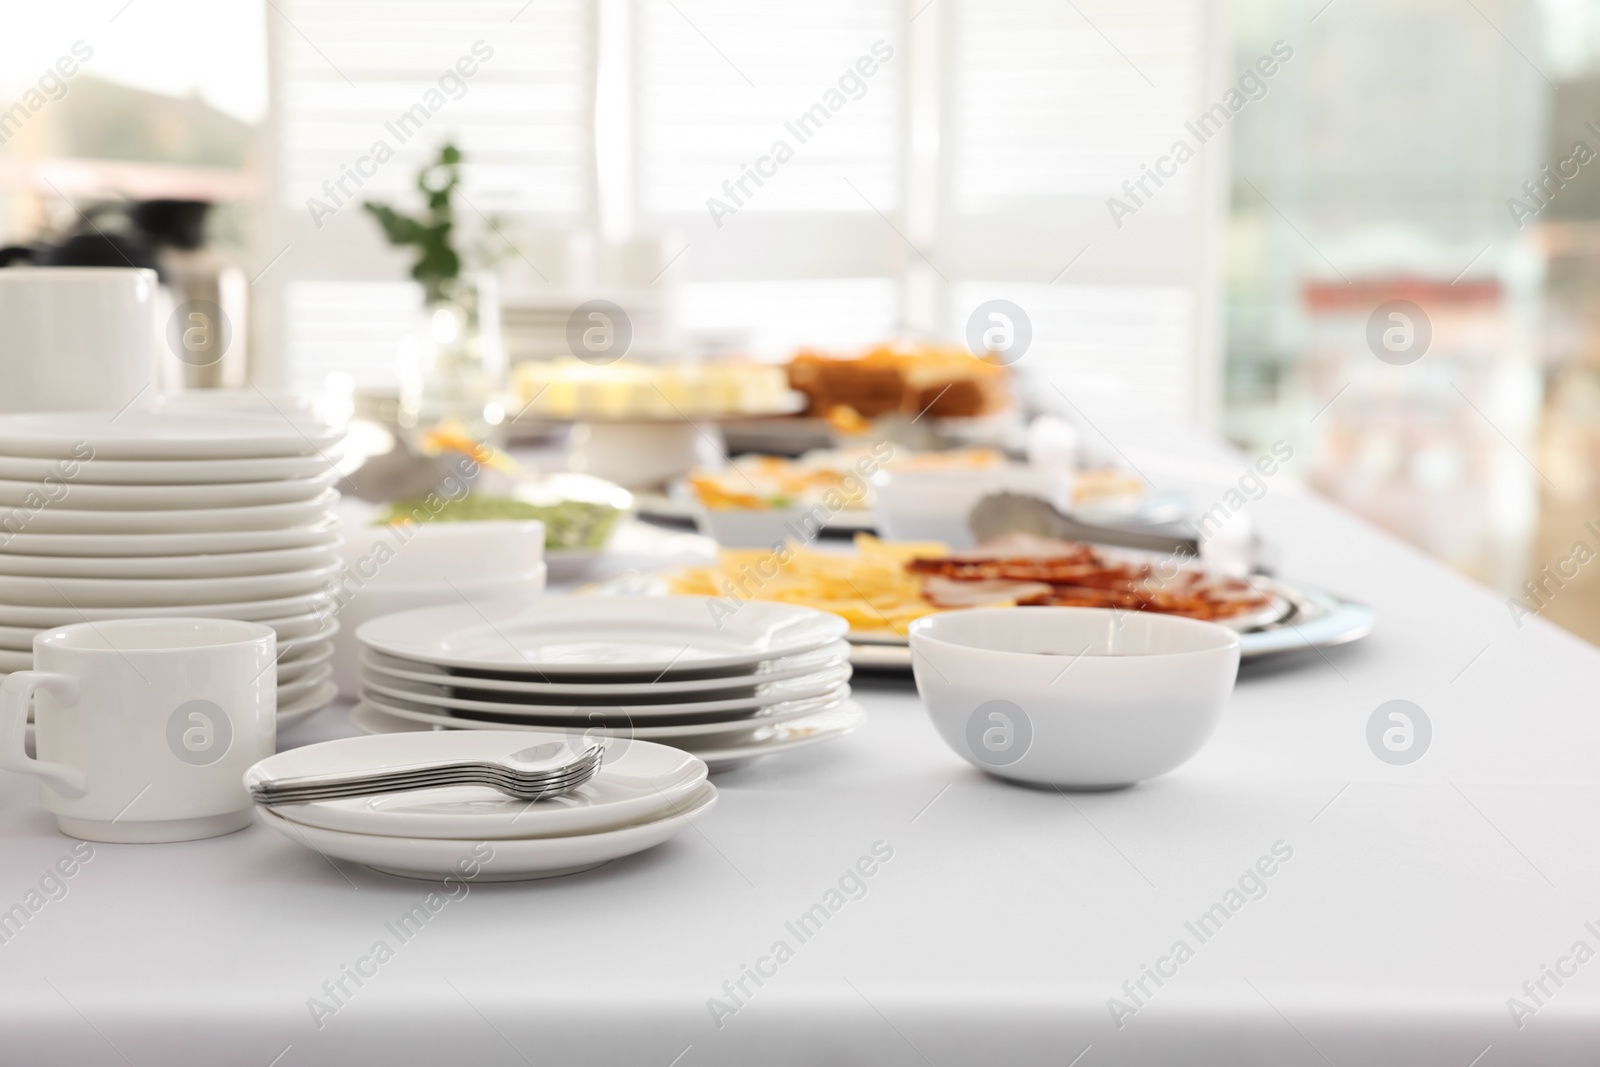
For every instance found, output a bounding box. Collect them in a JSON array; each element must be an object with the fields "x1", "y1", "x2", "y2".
[{"x1": 250, "y1": 741, "x2": 604, "y2": 807}]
